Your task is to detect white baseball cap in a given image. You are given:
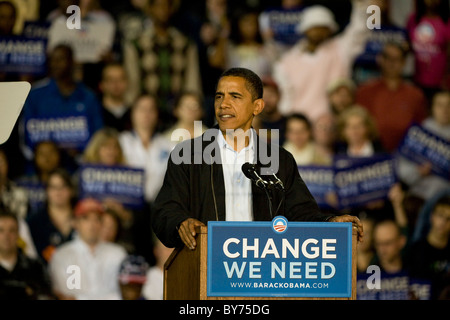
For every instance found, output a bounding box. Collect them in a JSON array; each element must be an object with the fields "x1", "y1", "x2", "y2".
[{"x1": 297, "y1": 5, "x2": 339, "y2": 34}]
